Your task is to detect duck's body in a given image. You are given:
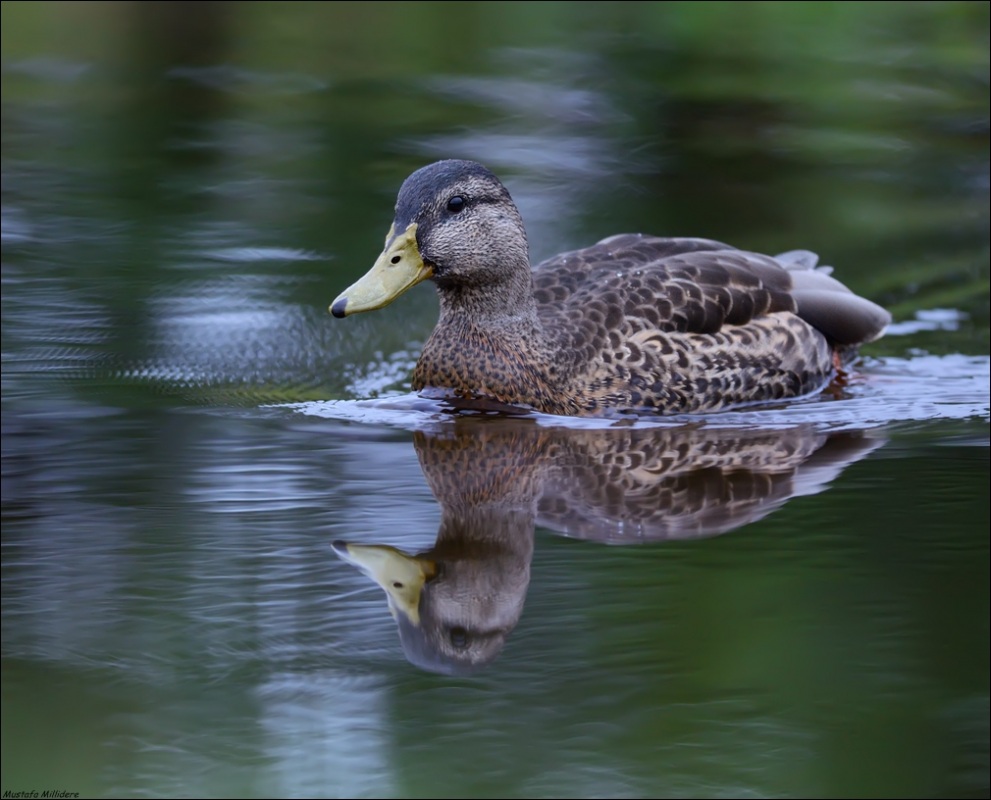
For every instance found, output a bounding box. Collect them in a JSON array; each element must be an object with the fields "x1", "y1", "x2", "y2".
[{"x1": 332, "y1": 160, "x2": 890, "y2": 416}]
